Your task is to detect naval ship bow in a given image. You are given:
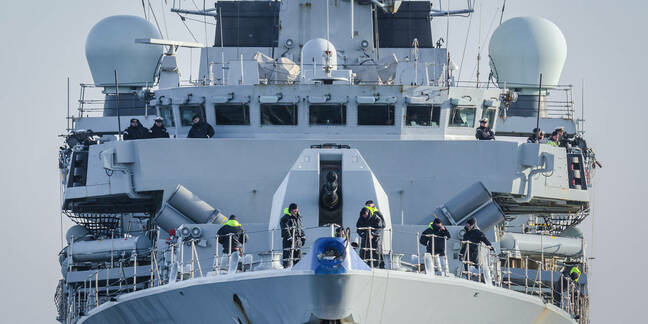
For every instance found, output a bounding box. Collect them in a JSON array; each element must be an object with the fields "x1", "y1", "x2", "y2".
[{"x1": 55, "y1": 1, "x2": 597, "y2": 323}]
